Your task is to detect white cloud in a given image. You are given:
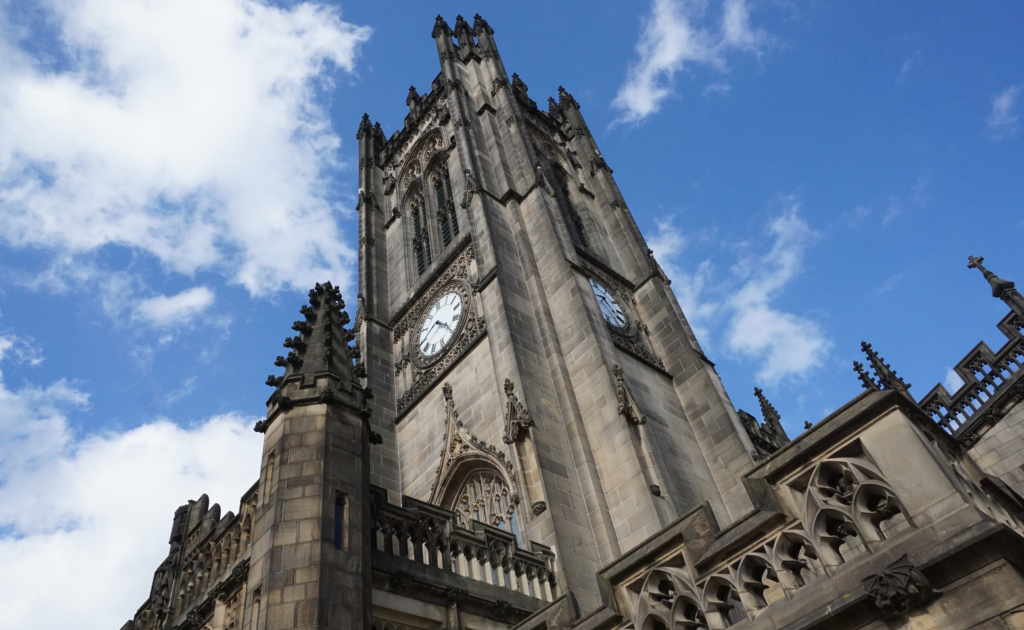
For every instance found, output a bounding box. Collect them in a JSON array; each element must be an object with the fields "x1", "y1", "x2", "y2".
[
  {"x1": 724, "y1": 208, "x2": 830, "y2": 382},
  {"x1": 650, "y1": 203, "x2": 831, "y2": 383},
  {"x1": 944, "y1": 367, "x2": 965, "y2": 393},
  {"x1": 987, "y1": 85, "x2": 1022, "y2": 140},
  {"x1": 613, "y1": 0, "x2": 768, "y2": 123},
  {"x1": 0, "y1": 0, "x2": 372, "y2": 295},
  {"x1": 134, "y1": 286, "x2": 215, "y2": 327},
  {"x1": 0, "y1": 334, "x2": 263, "y2": 630}
]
